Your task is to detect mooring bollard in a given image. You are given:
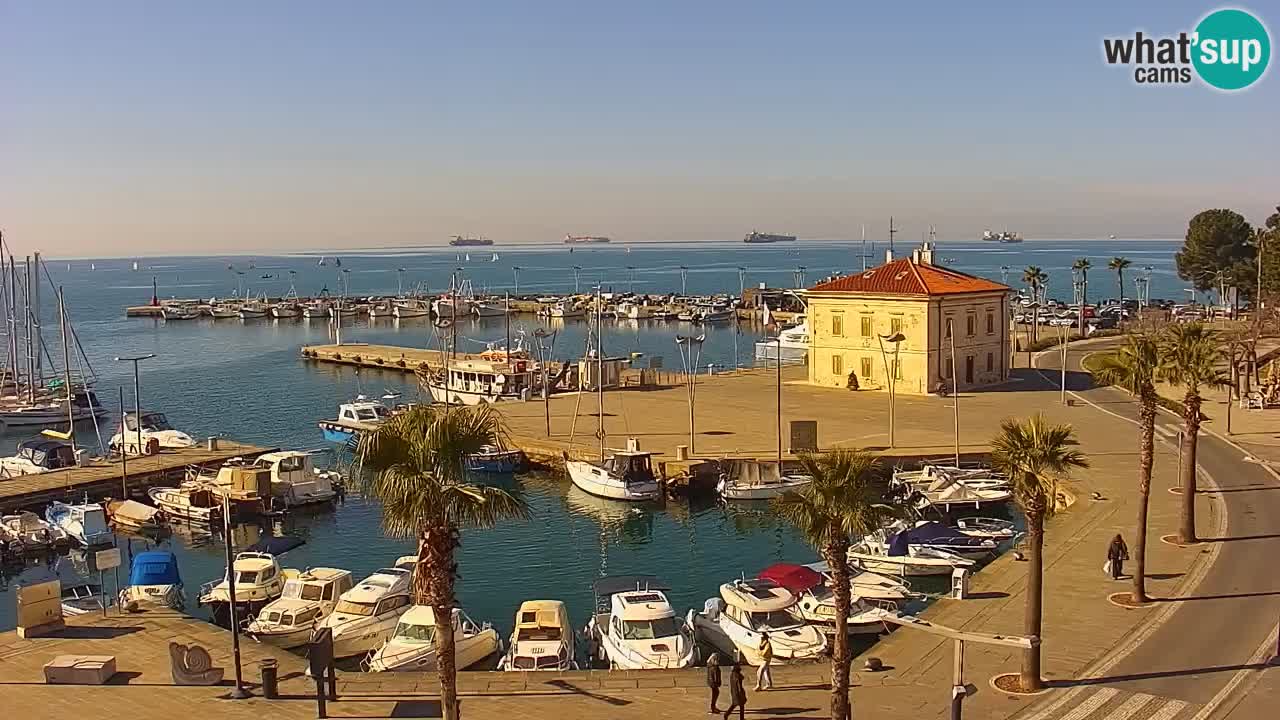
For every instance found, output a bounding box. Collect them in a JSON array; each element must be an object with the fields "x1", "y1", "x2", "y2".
[{"x1": 259, "y1": 658, "x2": 278, "y2": 699}]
